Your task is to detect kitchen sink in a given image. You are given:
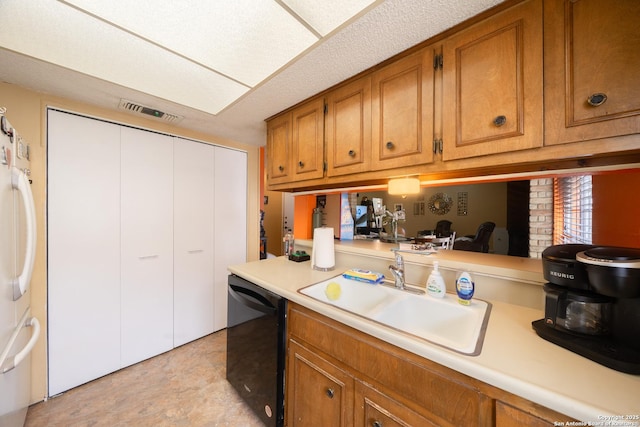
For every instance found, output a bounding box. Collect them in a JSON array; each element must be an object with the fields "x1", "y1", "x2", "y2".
[
  {"x1": 298, "y1": 275, "x2": 390, "y2": 314},
  {"x1": 299, "y1": 275, "x2": 491, "y2": 355}
]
